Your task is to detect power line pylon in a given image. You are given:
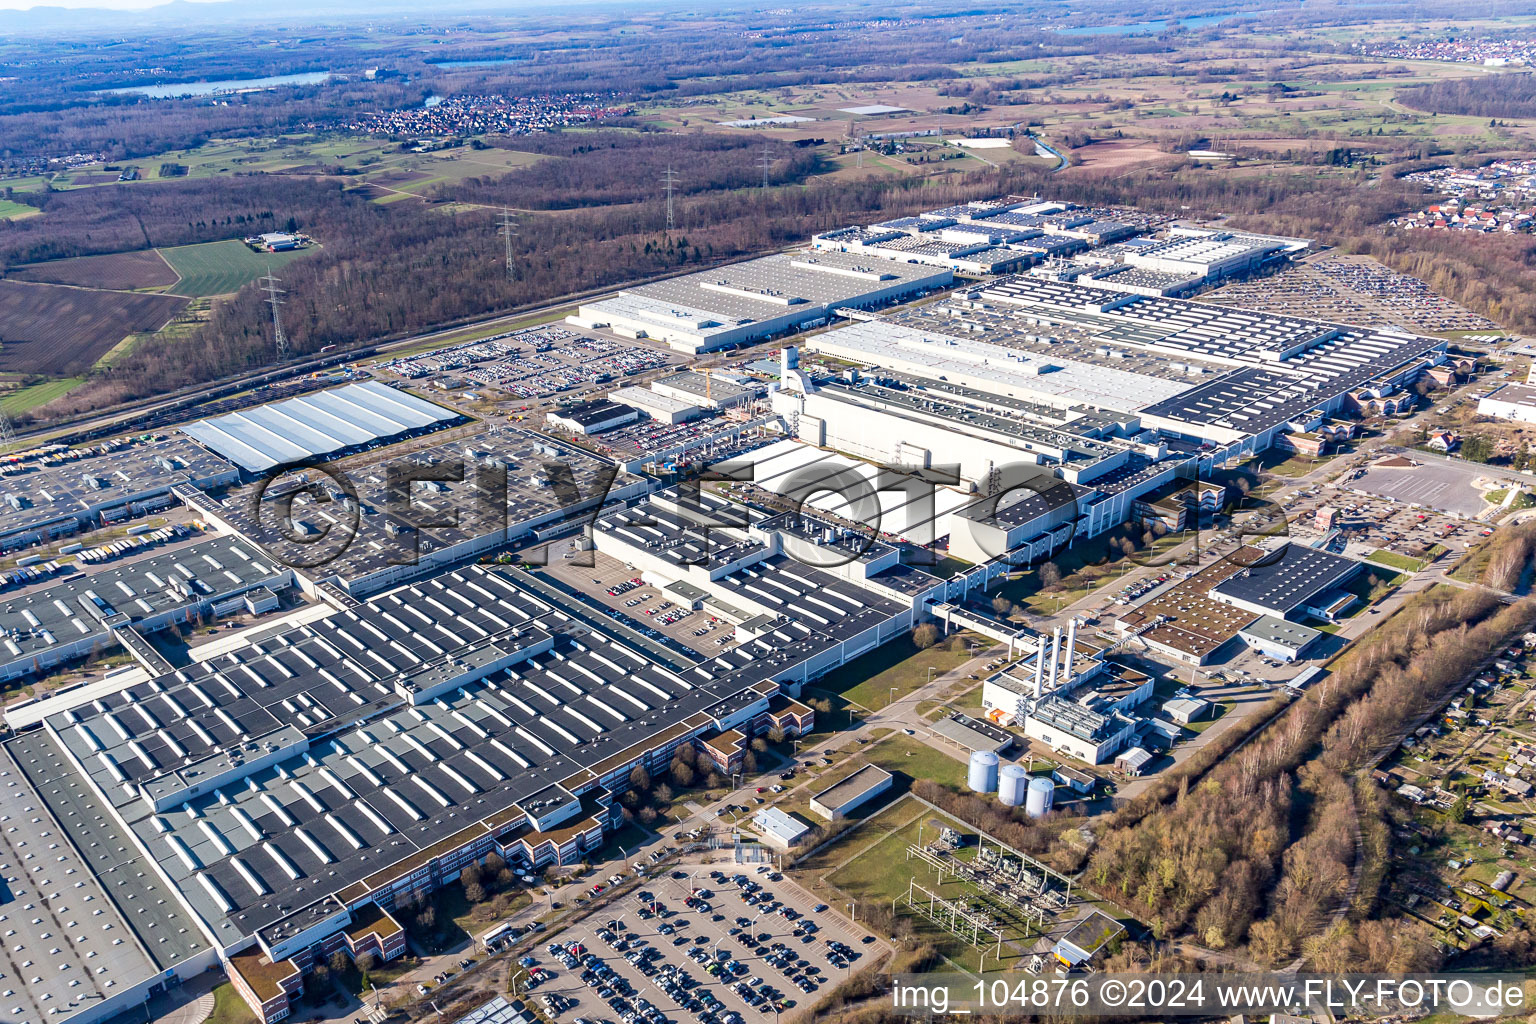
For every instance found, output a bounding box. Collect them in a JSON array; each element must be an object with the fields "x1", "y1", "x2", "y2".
[
  {"x1": 662, "y1": 166, "x2": 679, "y2": 232},
  {"x1": 499, "y1": 207, "x2": 518, "y2": 282},
  {"x1": 261, "y1": 268, "x2": 288, "y2": 362}
]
